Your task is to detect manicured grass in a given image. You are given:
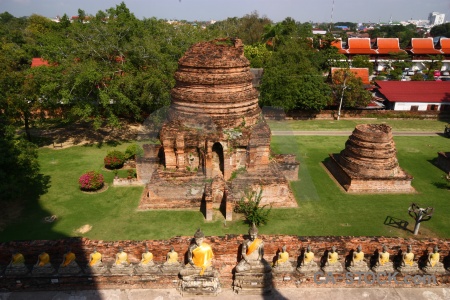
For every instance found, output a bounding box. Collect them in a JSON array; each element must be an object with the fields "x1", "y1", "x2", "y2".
[
  {"x1": 1, "y1": 120, "x2": 449, "y2": 242},
  {"x1": 267, "y1": 119, "x2": 449, "y2": 132}
]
